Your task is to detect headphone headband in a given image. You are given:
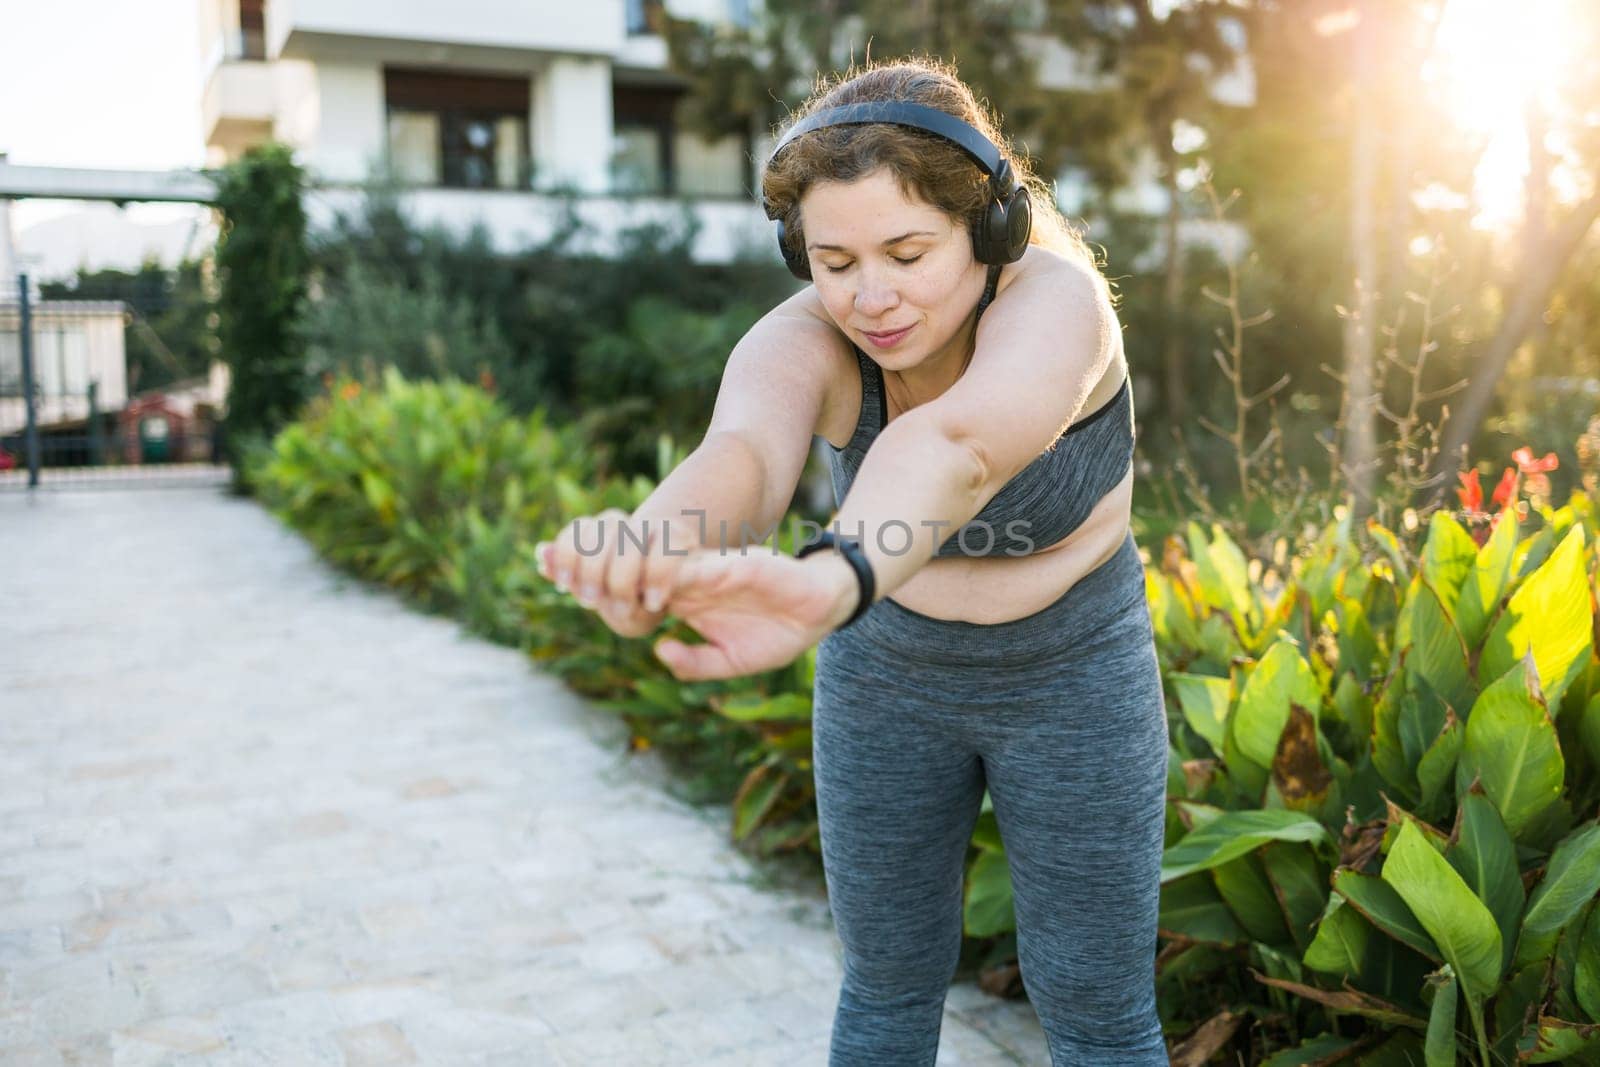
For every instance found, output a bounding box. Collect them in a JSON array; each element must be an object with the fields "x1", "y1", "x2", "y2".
[
  {"x1": 769, "y1": 101, "x2": 1009, "y2": 189},
  {"x1": 762, "y1": 99, "x2": 1032, "y2": 281}
]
